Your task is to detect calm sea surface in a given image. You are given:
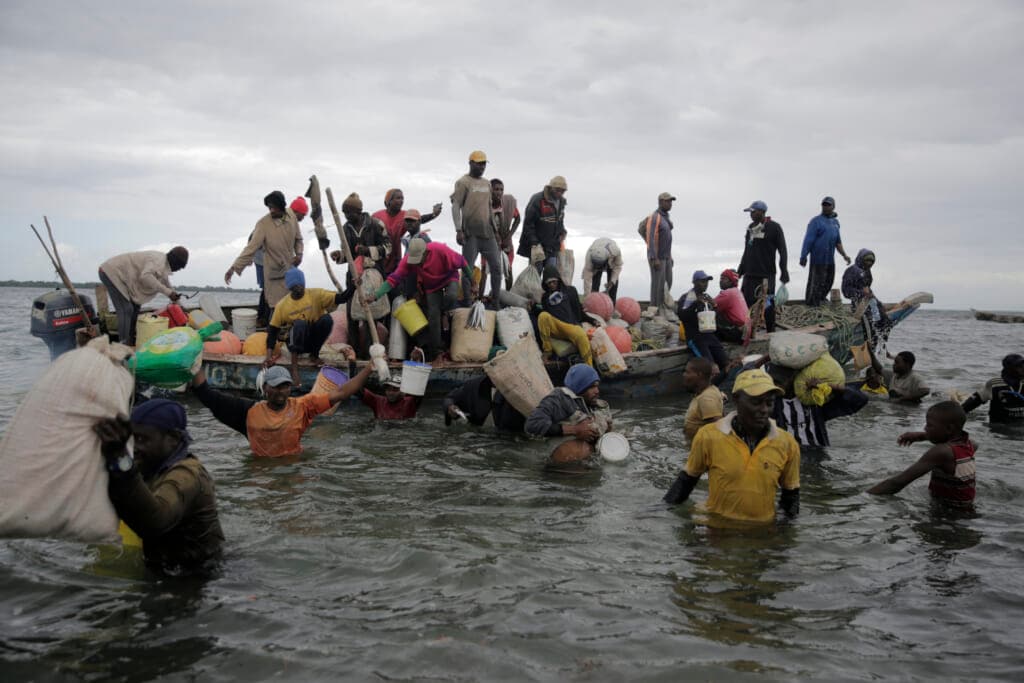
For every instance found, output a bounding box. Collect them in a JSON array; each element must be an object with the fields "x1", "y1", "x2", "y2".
[{"x1": 1, "y1": 286, "x2": 1022, "y2": 681}]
